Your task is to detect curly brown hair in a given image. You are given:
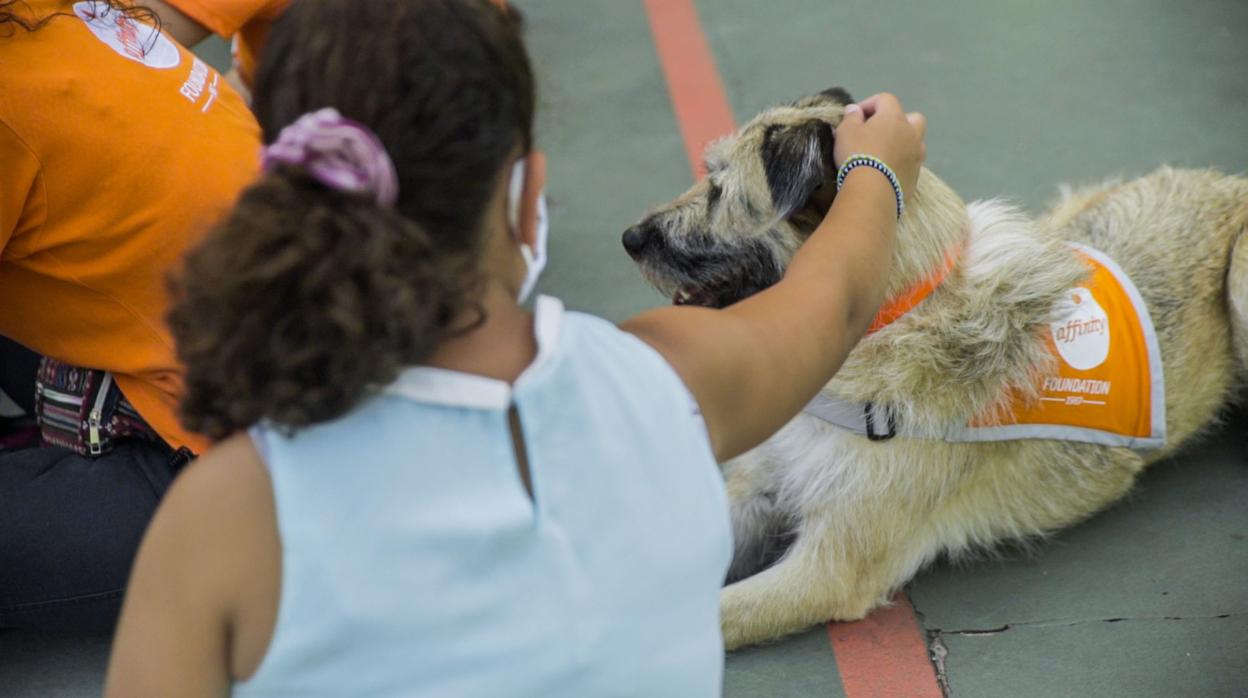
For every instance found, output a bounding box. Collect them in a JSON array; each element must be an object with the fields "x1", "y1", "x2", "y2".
[
  {"x1": 0, "y1": 0, "x2": 159, "y2": 33},
  {"x1": 169, "y1": 0, "x2": 535, "y2": 439}
]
